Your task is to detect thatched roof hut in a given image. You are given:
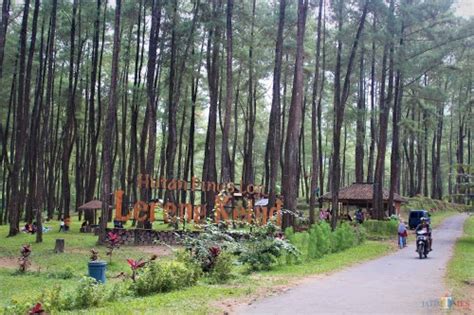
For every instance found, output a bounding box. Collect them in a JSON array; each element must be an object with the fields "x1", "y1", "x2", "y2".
[
  {"x1": 78, "y1": 200, "x2": 106, "y2": 224},
  {"x1": 78, "y1": 199, "x2": 103, "y2": 210},
  {"x1": 319, "y1": 182, "x2": 407, "y2": 214}
]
